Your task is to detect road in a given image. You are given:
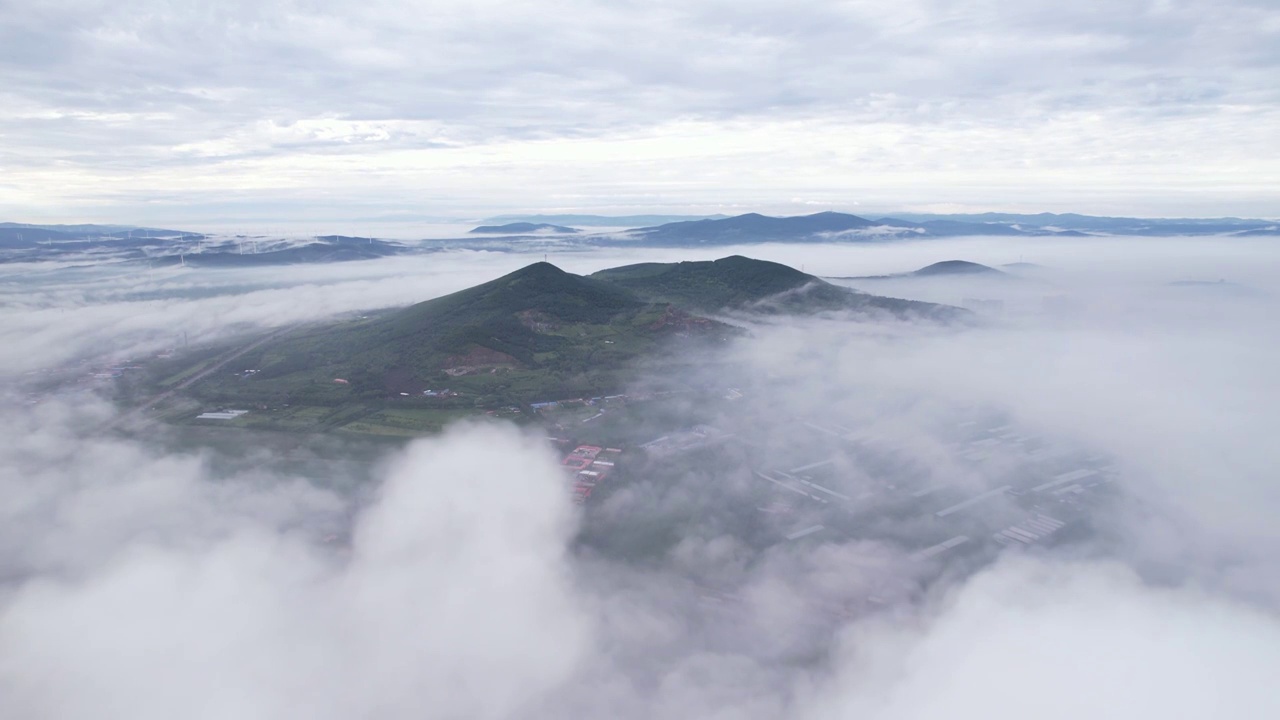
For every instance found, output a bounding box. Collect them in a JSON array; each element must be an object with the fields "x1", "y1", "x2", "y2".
[{"x1": 107, "y1": 328, "x2": 292, "y2": 429}]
